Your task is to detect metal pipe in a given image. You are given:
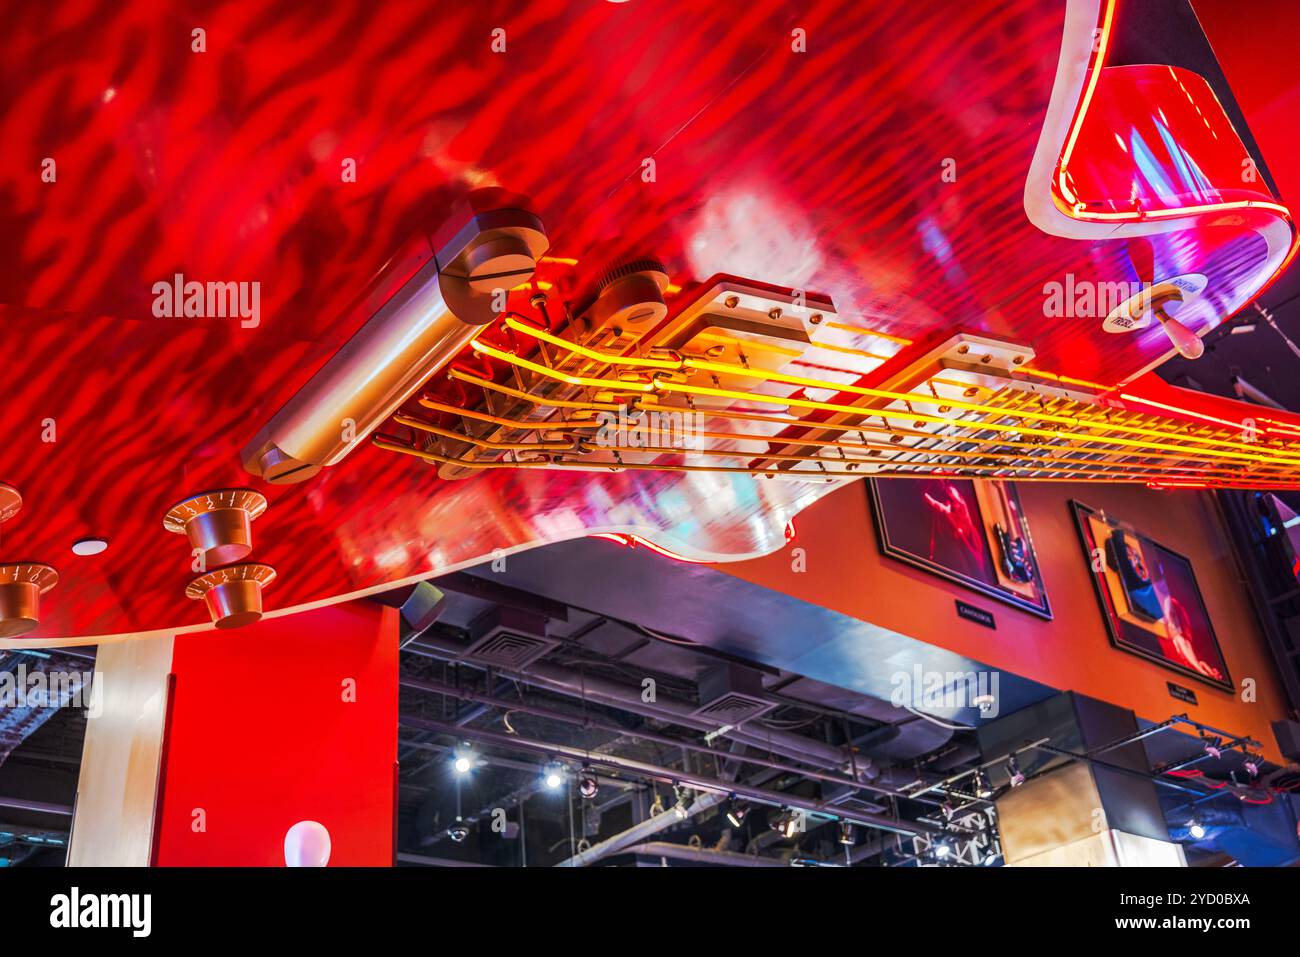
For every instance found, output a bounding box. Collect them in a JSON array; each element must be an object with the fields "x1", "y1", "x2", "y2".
[
  {"x1": 405, "y1": 634, "x2": 868, "y2": 785},
  {"x1": 400, "y1": 675, "x2": 890, "y2": 807},
  {"x1": 399, "y1": 737, "x2": 634, "y2": 791},
  {"x1": 400, "y1": 715, "x2": 938, "y2": 845},
  {"x1": 0, "y1": 796, "x2": 72, "y2": 816},
  {"x1": 397, "y1": 852, "x2": 495, "y2": 867},
  {"x1": 554, "y1": 793, "x2": 728, "y2": 867},
  {"x1": 1028, "y1": 742, "x2": 1213, "y2": 799},
  {"x1": 623, "y1": 841, "x2": 787, "y2": 867},
  {"x1": 1087, "y1": 716, "x2": 1183, "y2": 756}
]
